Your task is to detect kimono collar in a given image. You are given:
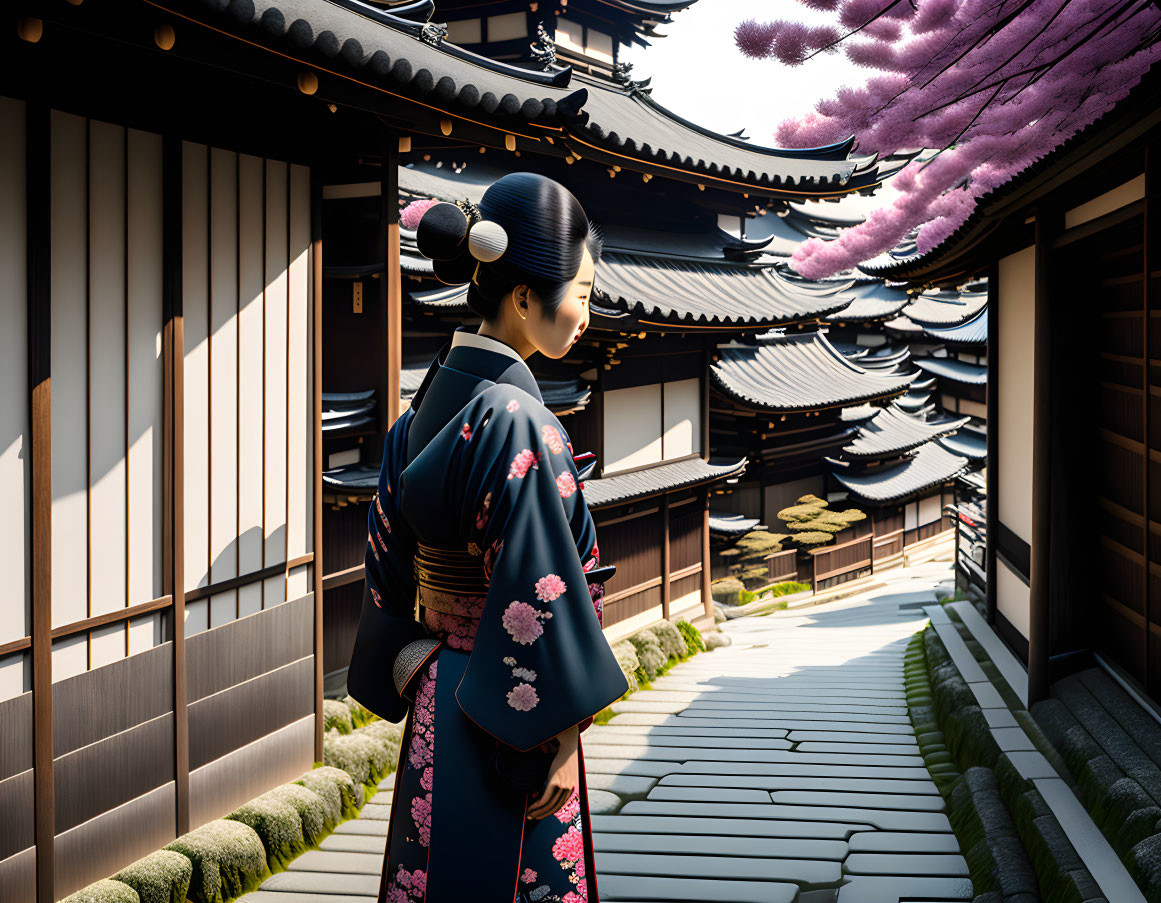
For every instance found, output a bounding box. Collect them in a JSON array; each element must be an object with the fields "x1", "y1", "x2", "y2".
[{"x1": 410, "y1": 327, "x2": 544, "y2": 413}]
